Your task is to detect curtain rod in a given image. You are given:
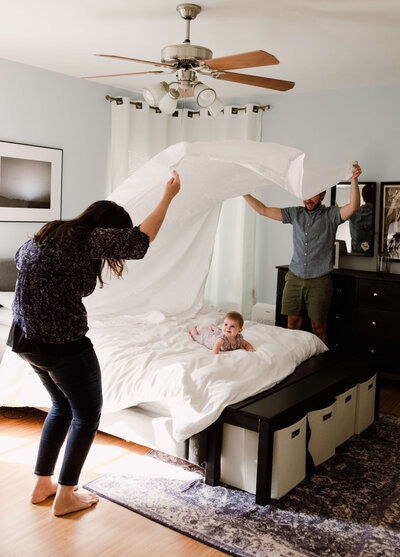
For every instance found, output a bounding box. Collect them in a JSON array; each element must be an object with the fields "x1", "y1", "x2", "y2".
[{"x1": 105, "y1": 95, "x2": 270, "y2": 114}]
